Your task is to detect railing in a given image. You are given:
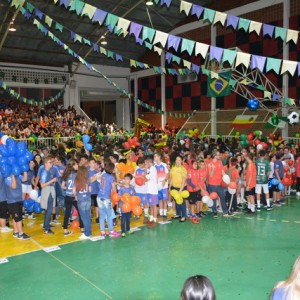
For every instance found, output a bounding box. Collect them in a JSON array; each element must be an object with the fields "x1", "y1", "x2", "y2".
[{"x1": 15, "y1": 134, "x2": 126, "y2": 149}]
